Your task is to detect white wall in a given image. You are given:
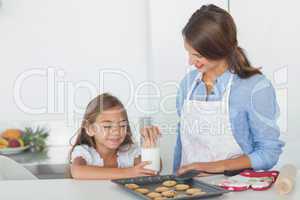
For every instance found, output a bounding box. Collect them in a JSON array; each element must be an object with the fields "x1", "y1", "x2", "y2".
[
  {"x1": 0, "y1": 0, "x2": 149, "y2": 145},
  {"x1": 230, "y1": 0, "x2": 300, "y2": 168}
]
